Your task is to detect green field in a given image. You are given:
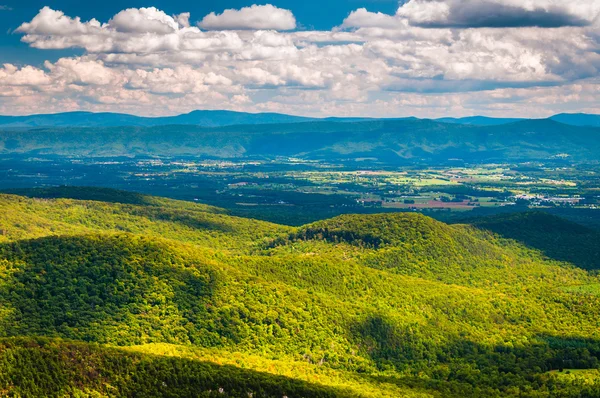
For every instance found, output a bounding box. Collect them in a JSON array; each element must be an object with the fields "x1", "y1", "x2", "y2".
[{"x1": 2, "y1": 157, "x2": 599, "y2": 226}]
